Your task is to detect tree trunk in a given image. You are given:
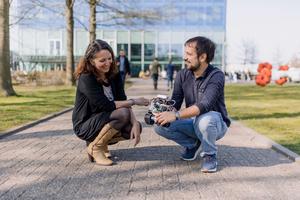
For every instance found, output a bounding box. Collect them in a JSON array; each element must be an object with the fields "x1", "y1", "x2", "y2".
[
  {"x1": 65, "y1": 0, "x2": 75, "y2": 86},
  {"x1": 89, "y1": 0, "x2": 96, "y2": 42},
  {"x1": 0, "y1": 0, "x2": 16, "y2": 96}
]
